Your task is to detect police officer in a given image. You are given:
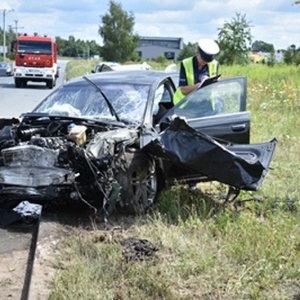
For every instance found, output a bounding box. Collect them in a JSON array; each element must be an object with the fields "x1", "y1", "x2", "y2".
[{"x1": 173, "y1": 38, "x2": 220, "y2": 105}]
